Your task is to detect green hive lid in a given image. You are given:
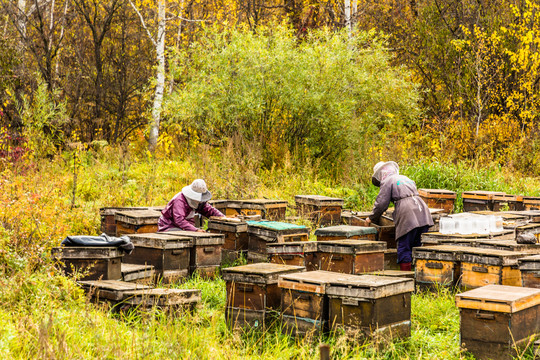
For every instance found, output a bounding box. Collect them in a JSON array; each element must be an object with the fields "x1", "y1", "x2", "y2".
[
  {"x1": 314, "y1": 225, "x2": 377, "y2": 237},
  {"x1": 246, "y1": 221, "x2": 307, "y2": 231}
]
